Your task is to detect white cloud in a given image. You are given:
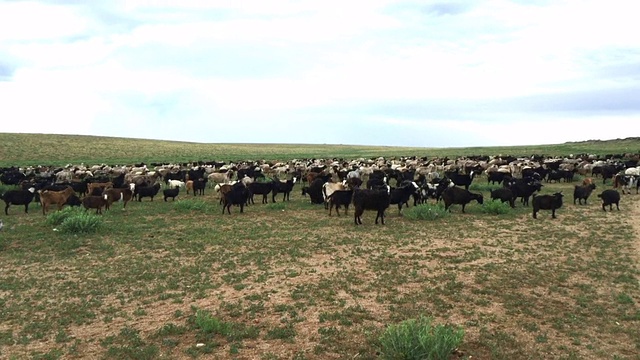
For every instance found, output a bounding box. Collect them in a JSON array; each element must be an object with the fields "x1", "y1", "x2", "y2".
[{"x1": 1, "y1": 0, "x2": 639, "y2": 146}]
